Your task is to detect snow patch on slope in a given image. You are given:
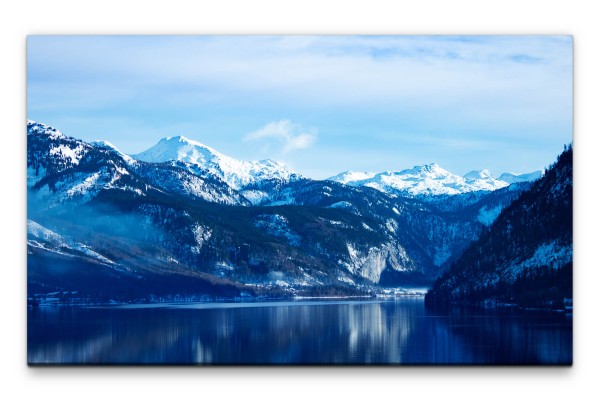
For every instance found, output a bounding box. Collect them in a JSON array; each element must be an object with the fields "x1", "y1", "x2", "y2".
[
  {"x1": 191, "y1": 224, "x2": 212, "y2": 255},
  {"x1": 240, "y1": 189, "x2": 270, "y2": 205},
  {"x1": 49, "y1": 144, "x2": 86, "y2": 165},
  {"x1": 504, "y1": 241, "x2": 573, "y2": 282}
]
